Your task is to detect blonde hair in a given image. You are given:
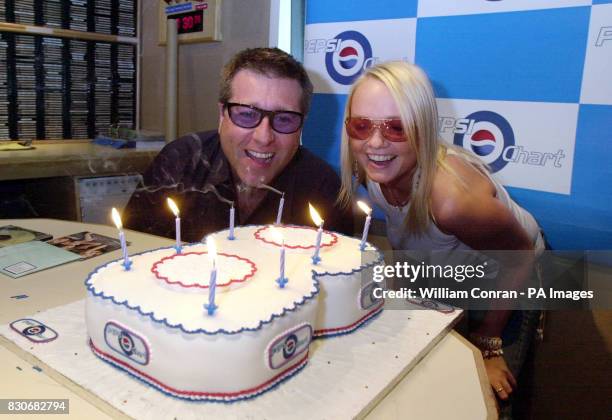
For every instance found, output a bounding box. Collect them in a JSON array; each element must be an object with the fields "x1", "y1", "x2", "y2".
[{"x1": 337, "y1": 61, "x2": 479, "y2": 234}]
